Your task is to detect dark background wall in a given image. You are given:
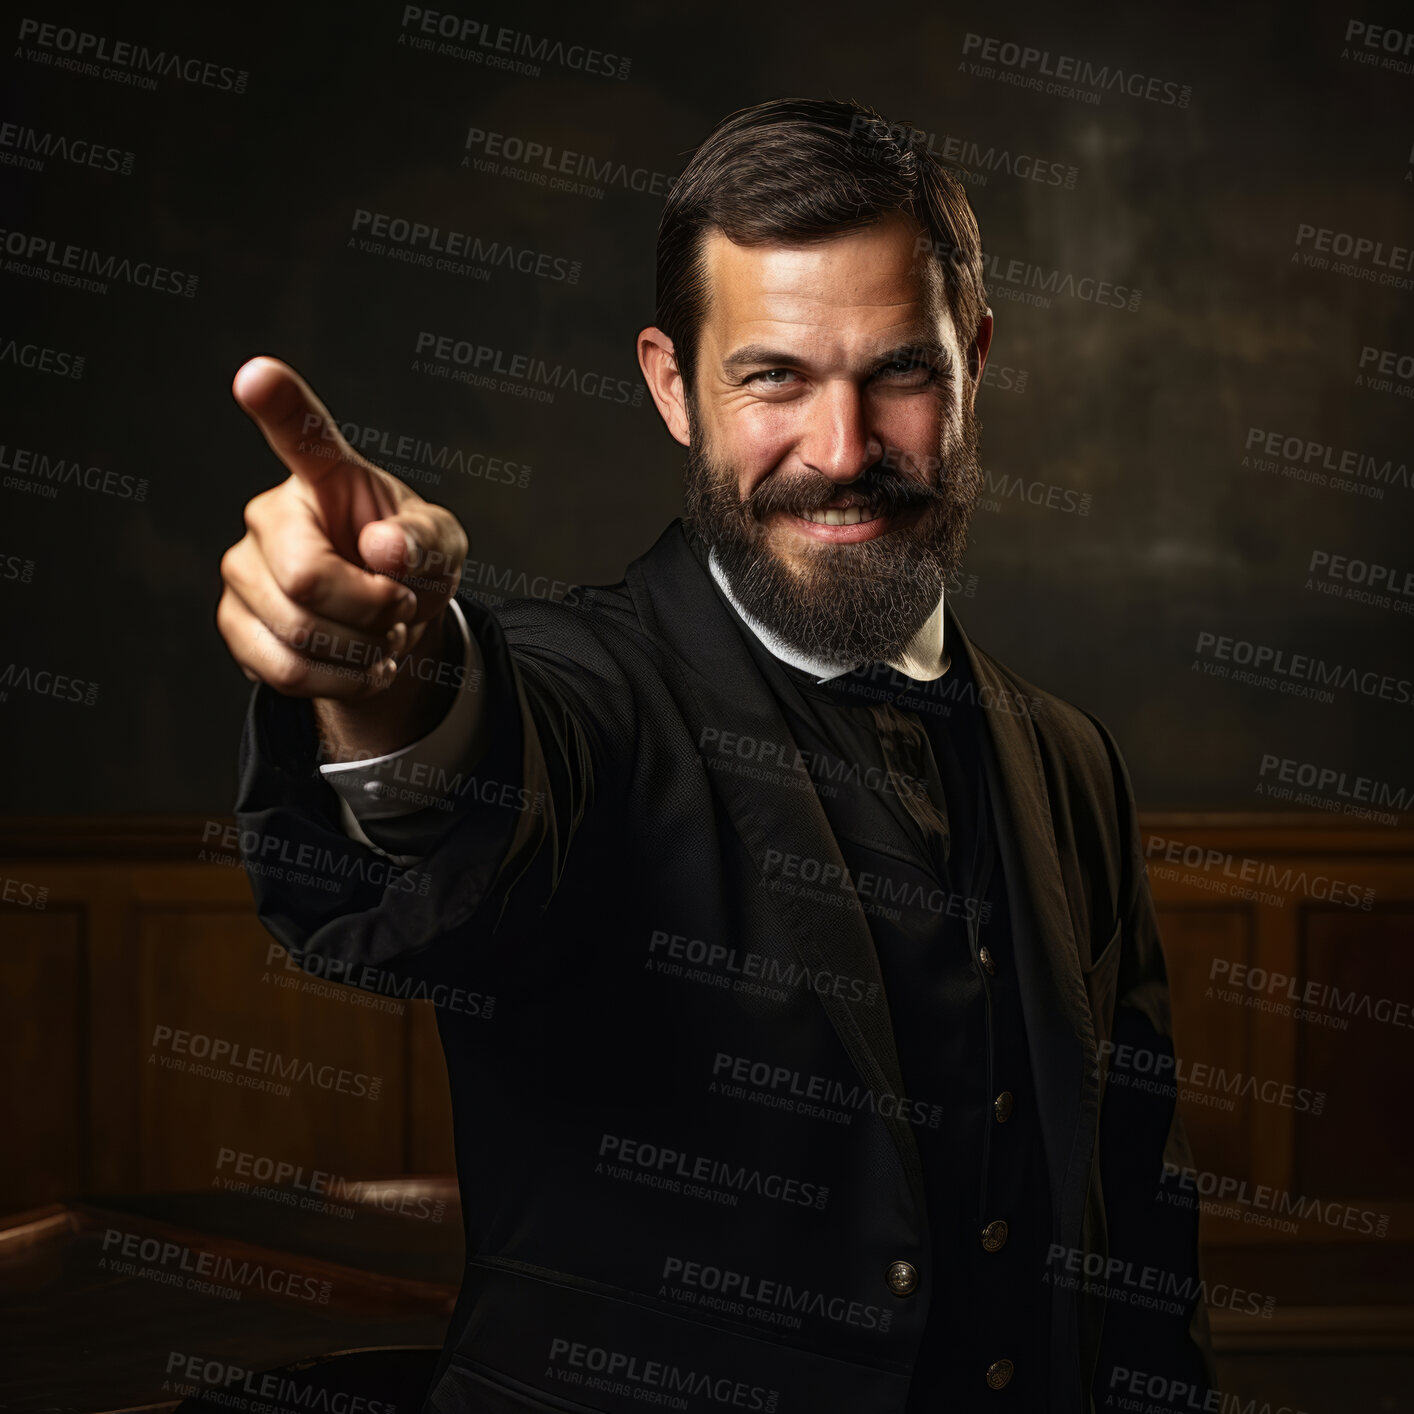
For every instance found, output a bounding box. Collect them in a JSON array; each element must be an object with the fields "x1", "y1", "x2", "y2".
[{"x1": 2, "y1": 0, "x2": 1410, "y2": 813}]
